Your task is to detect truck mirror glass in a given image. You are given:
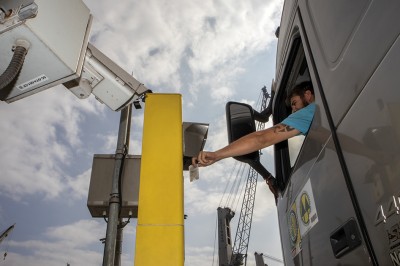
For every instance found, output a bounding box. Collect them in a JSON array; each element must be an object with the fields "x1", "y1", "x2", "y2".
[{"x1": 226, "y1": 101, "x2": 259, "y2": 163}]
